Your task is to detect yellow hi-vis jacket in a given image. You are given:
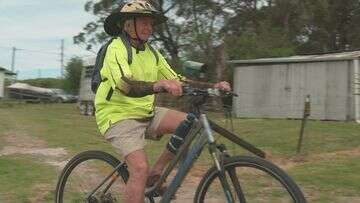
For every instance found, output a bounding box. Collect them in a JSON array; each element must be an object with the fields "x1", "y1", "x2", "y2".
[{"x1": 95, "y1": 38, "x2": 181, "y2": 135}]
